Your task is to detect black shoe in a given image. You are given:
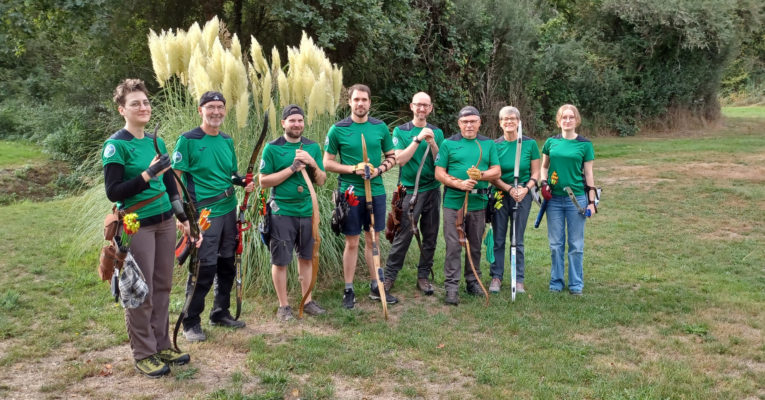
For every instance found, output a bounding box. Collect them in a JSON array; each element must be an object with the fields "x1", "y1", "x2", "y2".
[
  {"x1": 210, "y1": 314, "x2": 246, "y2": 329},
  {"x1": 466, "y1": 280, "x2": 484, "y2": 296},
  {"x1": 445, "y1": 290, "x2": 459, "y2": 305},
  {"x1": 369, "y1": 283, "x2": 398, "y2": 304},
  {"x1": 342, "y1": 288, "x2": 356, "y2": 309}
]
